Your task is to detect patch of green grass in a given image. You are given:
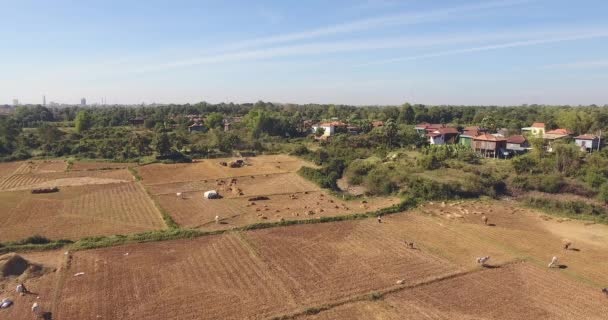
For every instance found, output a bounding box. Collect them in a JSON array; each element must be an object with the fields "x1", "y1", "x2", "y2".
[
  {"x1": 70, "y1": 229, "x2": 223, "y2": 251},
  {"x1": 128, "y1": 167, "x2": 142, "y2": 181},
  {"x1": 0, "y1": 237, "x2": 73, "y2": 254}
]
